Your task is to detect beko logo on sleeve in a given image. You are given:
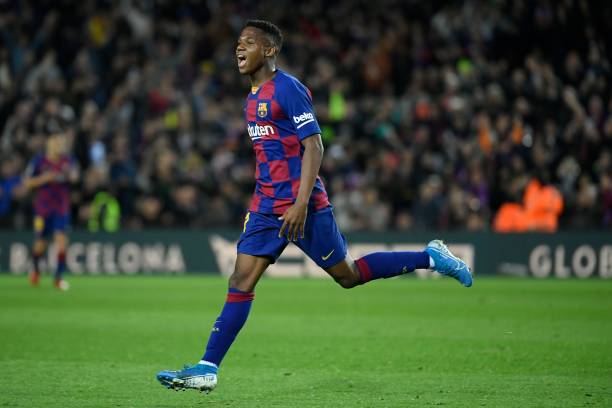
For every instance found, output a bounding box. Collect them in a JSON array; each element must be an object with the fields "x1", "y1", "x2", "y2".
[{"x1": 292, "y1": 112, "x2": 315, "y2": 129}]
